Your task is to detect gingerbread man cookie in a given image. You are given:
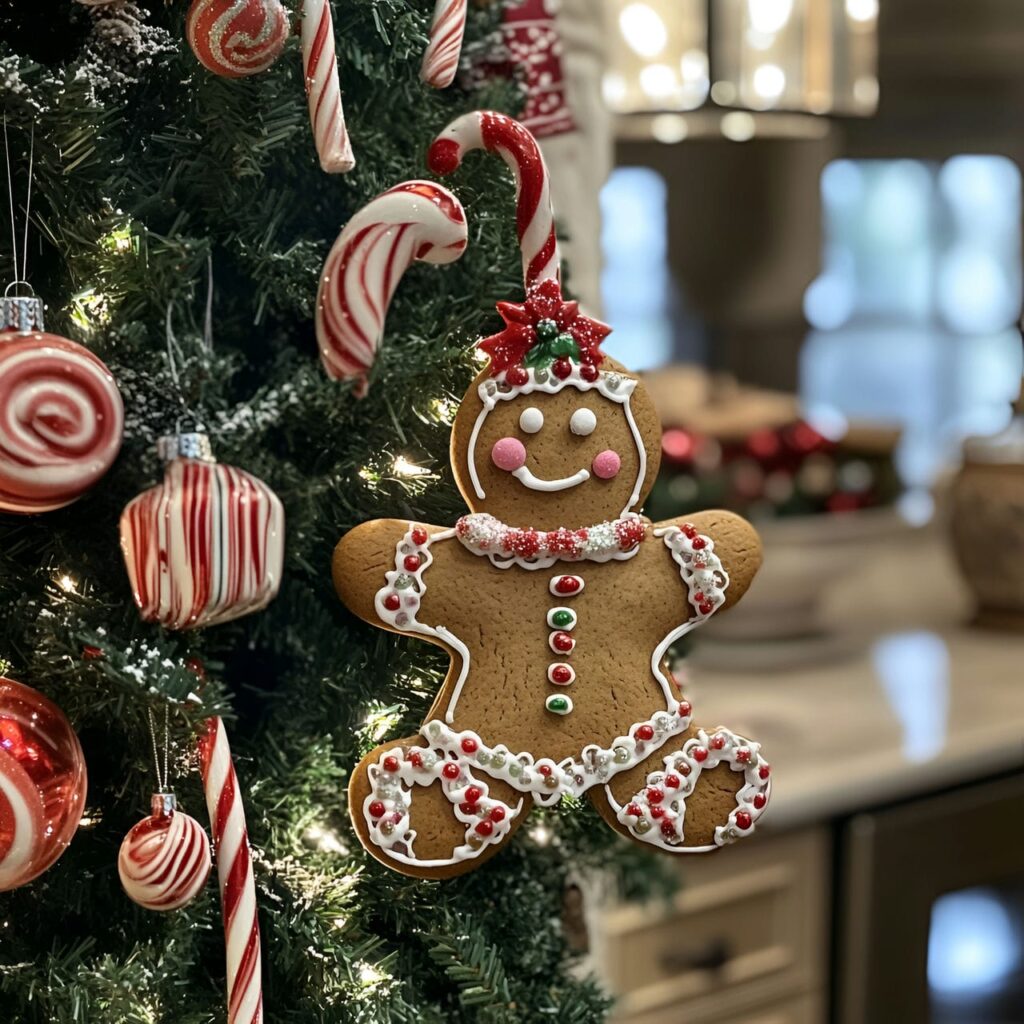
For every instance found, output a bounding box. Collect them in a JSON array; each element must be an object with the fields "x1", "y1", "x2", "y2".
[{"x1": 330, "y1": 112, "x2": 769, "y2": 879}]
